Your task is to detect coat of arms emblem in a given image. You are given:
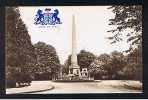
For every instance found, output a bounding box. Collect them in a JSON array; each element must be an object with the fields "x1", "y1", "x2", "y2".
[{"x1": 34, "y1": 8, "x2": 62, "y2": 25}]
